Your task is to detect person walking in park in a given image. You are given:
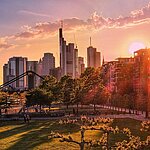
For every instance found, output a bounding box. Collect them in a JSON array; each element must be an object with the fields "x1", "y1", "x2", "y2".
[
  {"x1": 23, "y1": 113, "x2": 27, "y2": 123},
  {"x1": 26, "y1": 113, "x2": 30, "y2": 123},
  {"x1": 23, "y1": 113, "x2": 31, "y2": 124}
]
